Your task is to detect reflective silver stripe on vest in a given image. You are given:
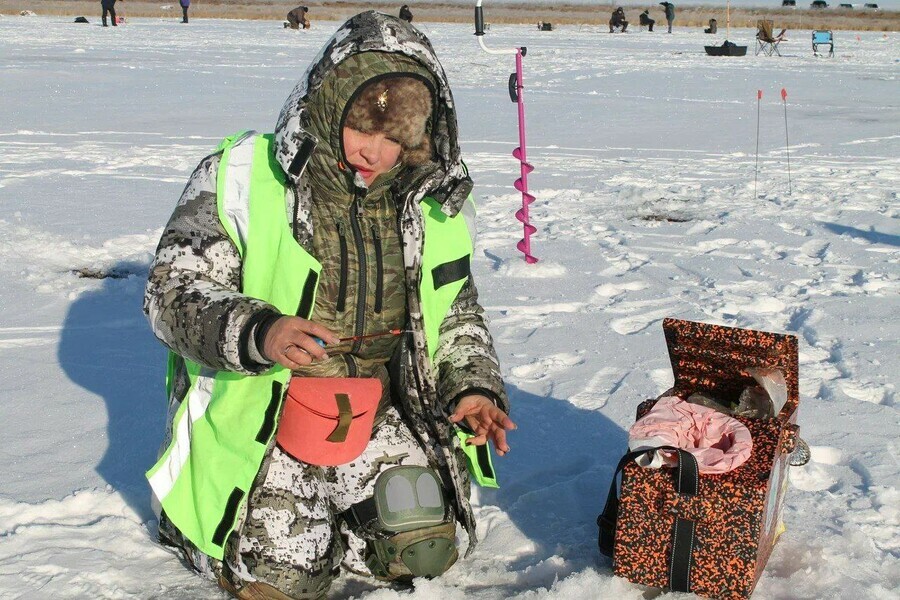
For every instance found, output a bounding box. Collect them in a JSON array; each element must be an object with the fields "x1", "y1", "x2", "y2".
[
  {"x1": 461, "y1": 194, "x2": 477, "y2": 246},
  {"x1": 221, "y1": 133, "x2": 257, "y2": 252},
  {"x1": 148, "y1": 371, "x2": 216, "y2": 500}
]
